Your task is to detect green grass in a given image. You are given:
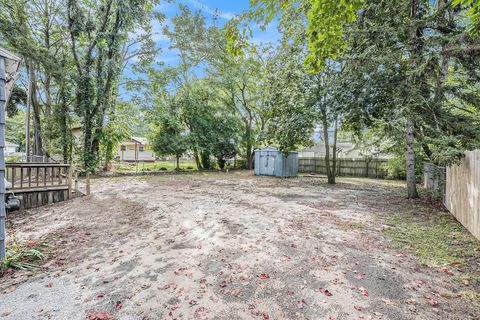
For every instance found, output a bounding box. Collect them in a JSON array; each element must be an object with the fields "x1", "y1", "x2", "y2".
[
  {"x1": 114, "y1": 160, "x2": 198, "y2": 173},
  {"x1": 385, "y1": 210, "x2": 480, "y2": 284}
]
